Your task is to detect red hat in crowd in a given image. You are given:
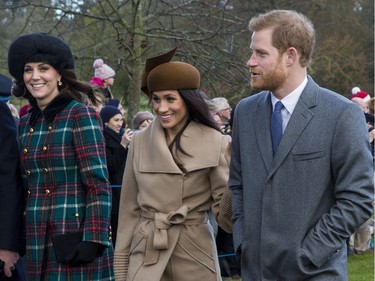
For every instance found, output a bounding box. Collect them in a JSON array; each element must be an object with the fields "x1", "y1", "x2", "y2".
[
  {"x1": 351, "y1": 87, "x2": 370, "y2": 102},
  {"x1": 19, "y1": 103, "x2": 30, "y2": 118}
]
